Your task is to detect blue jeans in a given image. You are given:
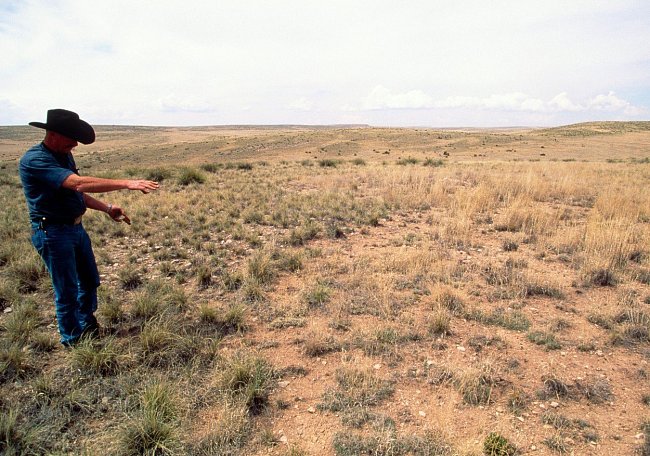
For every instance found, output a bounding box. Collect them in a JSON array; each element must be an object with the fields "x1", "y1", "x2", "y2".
[{"x1": 31, "y1": 223, "x2": 100, "y2": 346}]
